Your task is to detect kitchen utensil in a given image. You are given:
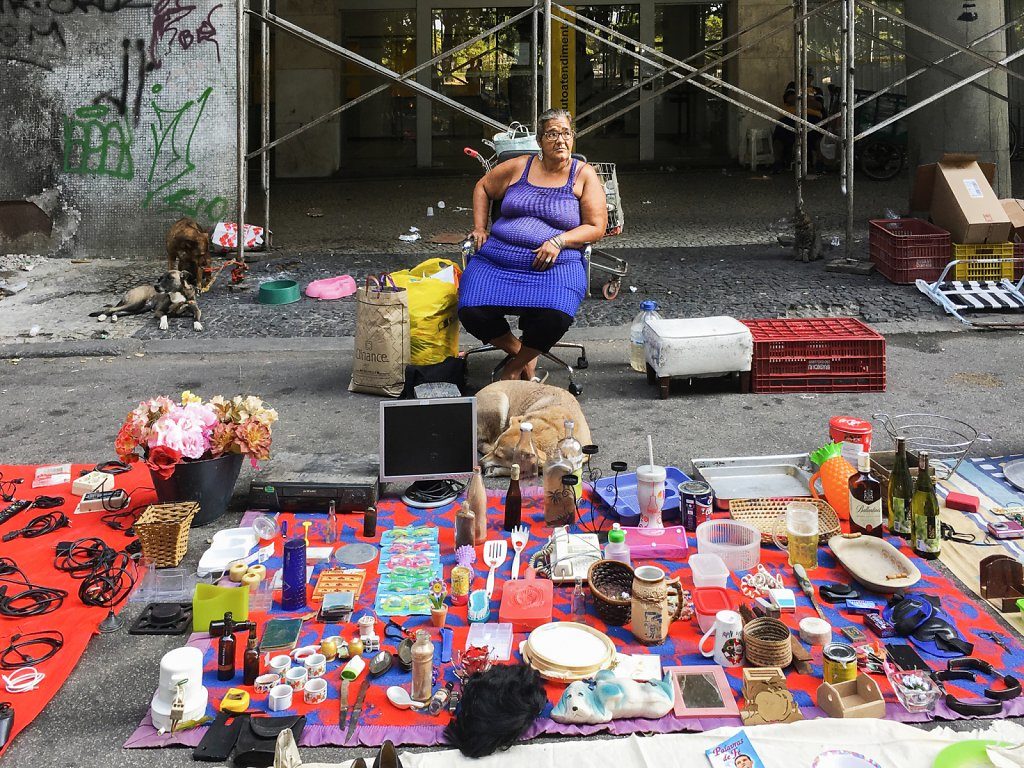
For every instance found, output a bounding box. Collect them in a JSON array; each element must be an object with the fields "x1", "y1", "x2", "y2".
[
  {"x1": 483, "y1": 539, "x2": 507, "y2": 598},
  {"x1": 772, "y1": 501, "x2": 820, "y2": 570},
  {"x1": 730, "y1": 497, "x2": 840, "y2": 544},
  {"x1": 793, "y1": 563, "x2": 827, "y2": 621},
  {"x1": 510, "y1": 525, "x2": 529, "y2": 580},
  {"x1": 698, "y1": 609, "x2": 744, "y2": 667},
  {"x1": 873, "y1": 412, "x2": 990, "y2": 480},
  {"x1": 345, "y1": 650, "x2": 392, "y2": 740},
  {"x1": 521, "y1": 621, "x2": 615, "y2": 681},
  {"x1": 689, "y1": 553, "x2": 729, "y2": 590},
  {"x1": 386, "y1": 686, "x2": 427, "y2": 710},
  {"x1": 593, "y1": 466, "x2": 691, "y2": 525},
  {"x1": 1002, "y1": 459, "x2": 1024, "y2": 492},
  {"x1": 695, "y1": 520, "x2": 760, "y2": 572},
  {"x1": 630, "y1": 565, "x2": 684, "y2": 644},
  {"x1": 827, "y1": 534, "x2": 921, "y2": 594},
  {"x1": 692, "y1": 454, "x2": 815, "y2": 508}
]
